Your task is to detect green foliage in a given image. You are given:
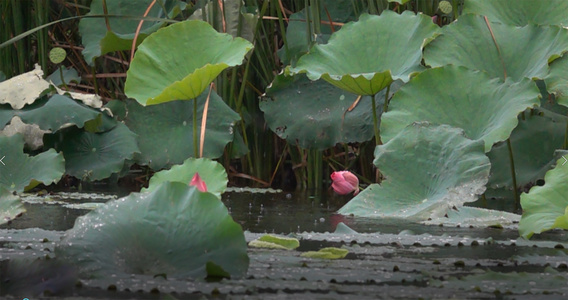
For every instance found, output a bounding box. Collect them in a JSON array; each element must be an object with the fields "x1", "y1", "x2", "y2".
[
  {"x1": 117, "y1": 91, "x2": 240, "y2": 169},
  {"x1": 288, "y1": 11, "x2": 439, "y2": 95},
  {"x1": 261, "y1": 74, "x2": 400, "y2": 149},
  {"x1": 0, "y1": 187, "x2": 25, "y2": 225},
  {"x1": 380, "y1": 65, "x2": 540, "y2": 152},
  {"x1": 424, "y1": 14, "x2": 568, "y2": 82},
  {"x1": 144, "y1": 157, "x2": 228, "y2": 199},
  {"x1": 79, "y1": 0, "x2": 186, "y2": 64},
  {"x1": 249, "y1": 234, "x2": 300, "y2": 250},
  {"x1": 125, "y1": 19, "x2": 253, "y2": 105},
  {"x1": 463, "y1": 0, "x2": 568, "y2": 26},
  {"x1": 56, "y1": 181, "x2": 249, "y2": 278},
  {"x1": 300, "y1": 247, "x2": 349, "y2": 259},
  {"x1": 338, "y1": 123, "x2": 490, "y2": 220},
  {"x1": 519, "y1": 158, "x2": 568, "y2": 239},
  {"x1": 0, "y1": 134, "x2": 64, "y2": 192}
]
